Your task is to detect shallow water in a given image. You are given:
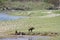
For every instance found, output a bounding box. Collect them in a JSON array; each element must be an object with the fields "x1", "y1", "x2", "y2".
[
  {"x1": 0, "y1": 36, "x2": 51, "y2": 40},
  {"x1": 0, "y1": 13, "x2": 28, "y2": 21}
]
